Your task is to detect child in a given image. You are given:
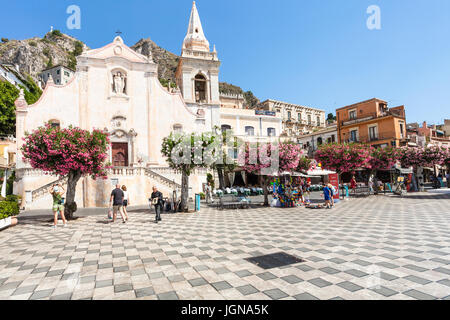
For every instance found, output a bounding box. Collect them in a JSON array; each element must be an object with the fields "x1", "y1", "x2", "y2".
[{"x1": 323, "y1": 183, "x2": 332, "y2": 209}]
